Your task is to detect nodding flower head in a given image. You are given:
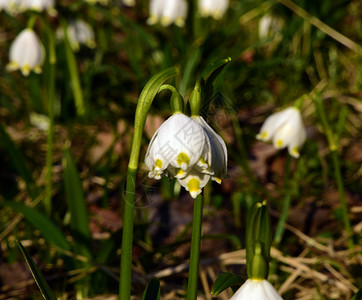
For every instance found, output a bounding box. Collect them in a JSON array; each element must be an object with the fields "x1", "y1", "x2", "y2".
[
  {"x1": 145, "y1": 113, "x2": 227, "y2": 198},
  {"x1": 199, "y1": 0, "x2": 229, "y2": 20},
  {"x1": 147, "y1": 0, "x2": 188, "y2": 27},
  {"x1": 256, "y1": 107, "x2": 306, "y2": 158},
  {"x1": 7, "y1": 29, "x2": 45, "y2": 77},
  {"x1": 66, "y1": 19, "x2": 96, "y2": 51},
  {"x1": 229, "y1": 279, "x2": 283, "y2": 300}
]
